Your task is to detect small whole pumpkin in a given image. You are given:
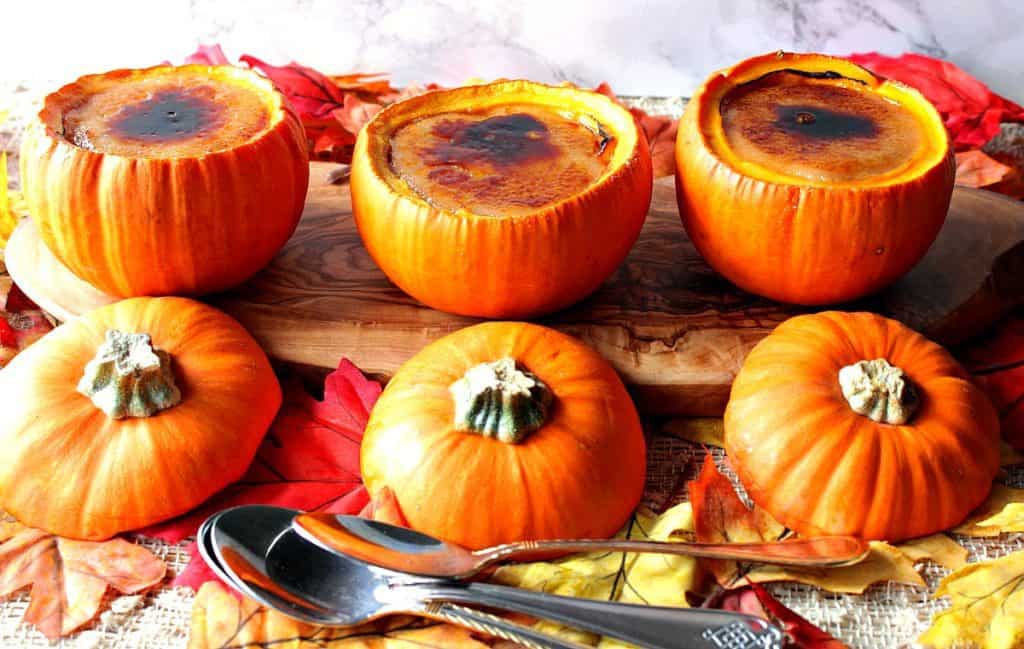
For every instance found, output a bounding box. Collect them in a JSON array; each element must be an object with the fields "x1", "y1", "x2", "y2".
[
  {"x1": 350, "y1": 80, "x2": 653, "y2": 318},
  {"x1": 0, "y1": 297, "x2": 281, "y2": 539},
  {"x1": 724, "y1": 311, "x2": 1000, "y2": 542},
  {"x1": 19, "y1": 65, "x2": 310, "y2": 297},
  {"x1": 675, "y1": 52, "x2": 955, "y2": 304},
  {"x1": 360, "y1": 321, "x2": 646, "y2": 549}
]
